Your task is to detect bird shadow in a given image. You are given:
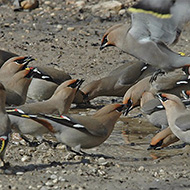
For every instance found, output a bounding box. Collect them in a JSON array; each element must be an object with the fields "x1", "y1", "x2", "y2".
[
  {"x1": 0, "y1": 158, "x2": 91, "y2": 175},
  {"x1": 0, "y1": 152, "x2": 115, "y2": 175}
]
